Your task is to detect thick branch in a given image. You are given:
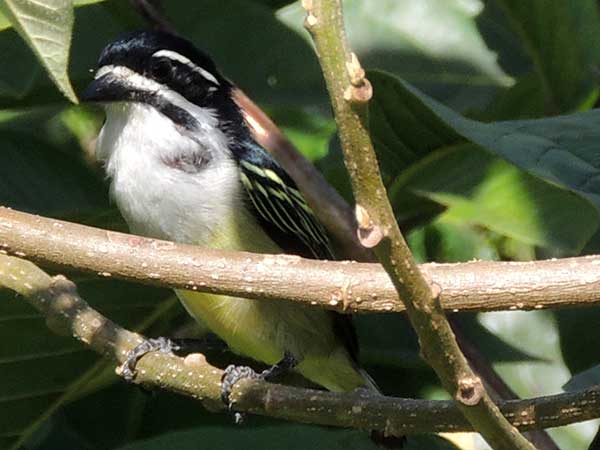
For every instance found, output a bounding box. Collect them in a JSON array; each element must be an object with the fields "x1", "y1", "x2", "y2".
[
  {"x1": 302, "y1": 1, "x2": 535, "y2": 448},
  {"x1": 1, "y1": 207, "x2": 599, "y2": 314},
  {"x1": 1, "y1": 254, "x2": 599, "y2": 435}
]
